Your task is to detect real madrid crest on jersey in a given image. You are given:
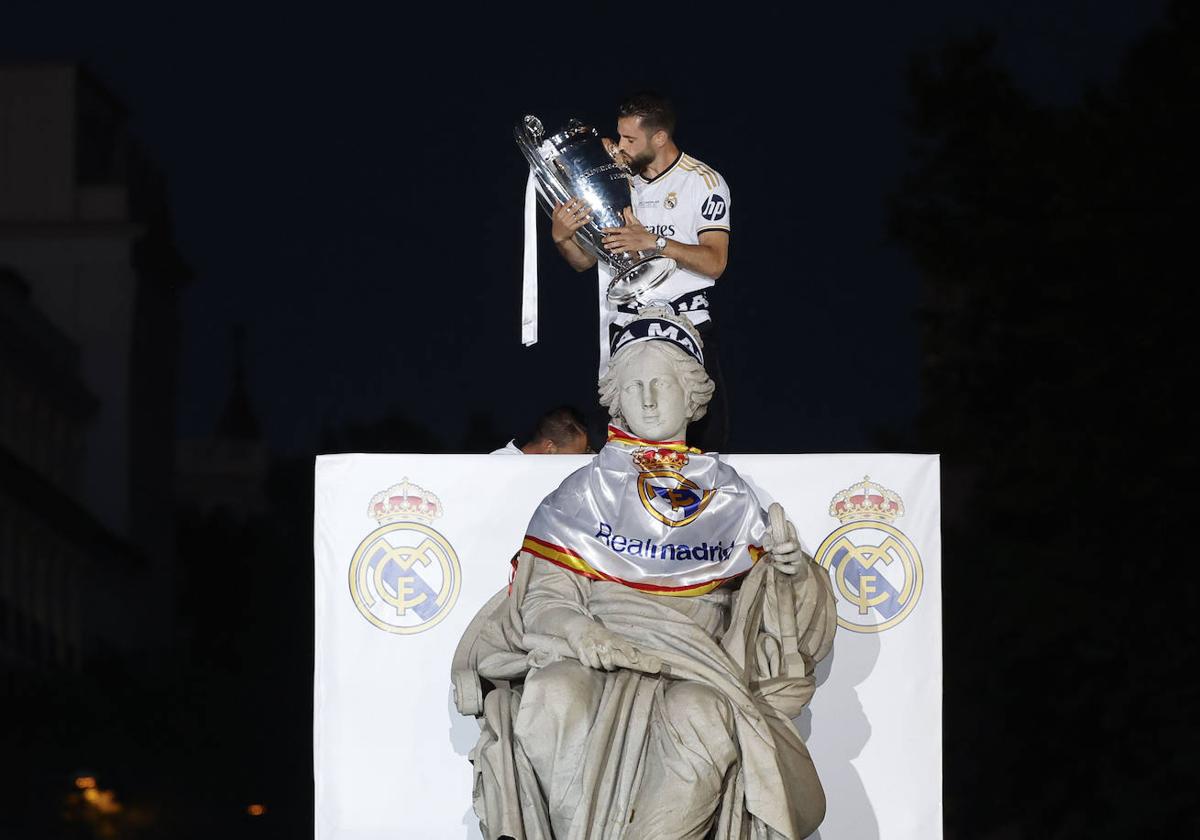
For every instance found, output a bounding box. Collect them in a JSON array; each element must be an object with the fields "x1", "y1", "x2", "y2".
[
  {"x1": 633, "y1": 447, "x2": 715, "y2": 527},
  {"x1": 815, "y1": 476, "x2": 923, "y2": 634},
  {"x1": 664, "y1": 191, "x2": 678, "y2": 209},
  {"x1": 348, "y1": 479, "x2": 461, "y2": 634}
]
